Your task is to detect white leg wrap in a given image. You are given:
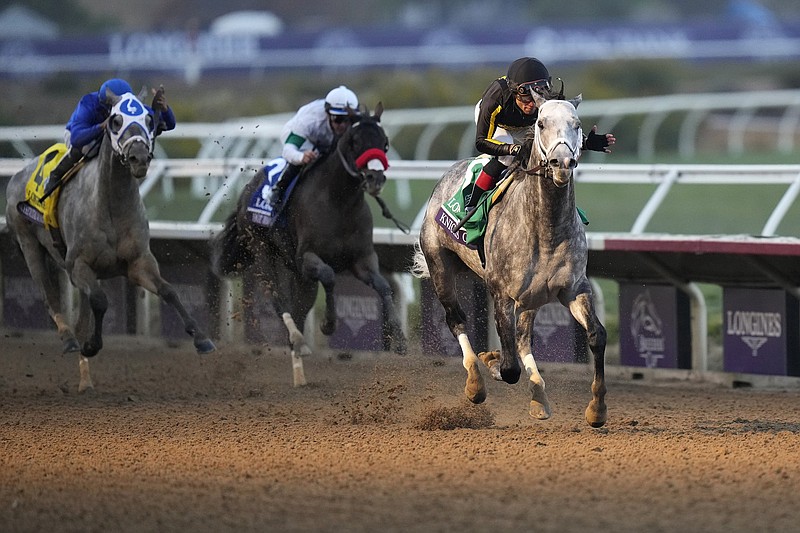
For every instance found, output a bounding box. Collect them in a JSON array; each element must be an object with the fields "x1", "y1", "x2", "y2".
[
  {"x1": 458, "y1": 333, "x2": 478, "y2": 370},
  {"x1": 522, "y1": 353, "x2": 545, "y2": 389}
]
